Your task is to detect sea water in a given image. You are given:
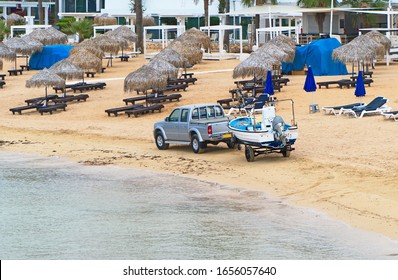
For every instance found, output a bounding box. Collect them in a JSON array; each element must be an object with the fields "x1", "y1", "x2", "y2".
[{"x1": 1, "y1": 152, "x2": 397, "y2": 260}]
